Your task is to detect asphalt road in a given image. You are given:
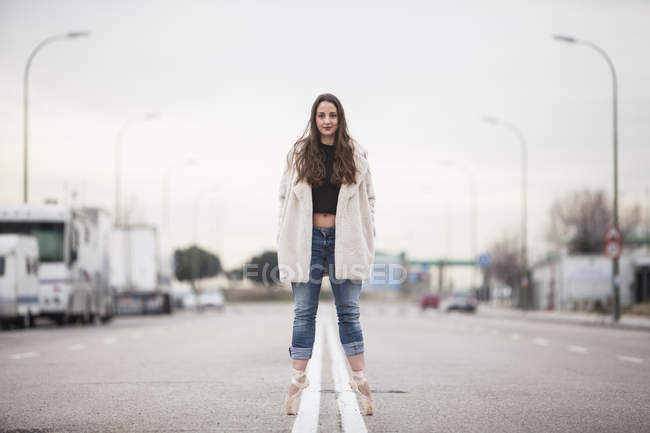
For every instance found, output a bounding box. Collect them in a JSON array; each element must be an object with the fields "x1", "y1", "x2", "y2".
[{"x1": 1, "y1": 300, "x2": 649, "y2": 433}]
